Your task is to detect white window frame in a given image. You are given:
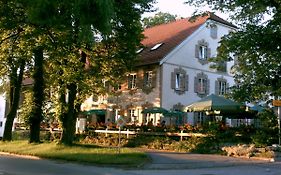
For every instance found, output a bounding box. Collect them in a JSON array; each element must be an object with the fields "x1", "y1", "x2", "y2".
[
  {"x1": 219, "y1": 81, "x2": 227, "y2": 95},
  {"x1": 128, "y1": 109, "x2": 135, "y2": 122},
  {"x1": 199, "y1": 45, "x2": 207, "y2": 60},
  {"x1": 175, "y1": 73, "x2": 184, "y2": 90},
  {"x1": 198, "y1": 78, "x2": 207, "y2": 94},
  {"x1": 144, "y1": 71, "x2": 153, "y2": 87},
  {"x1": 128, "y1": 74, "x2": 137, "y2": 89}
]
